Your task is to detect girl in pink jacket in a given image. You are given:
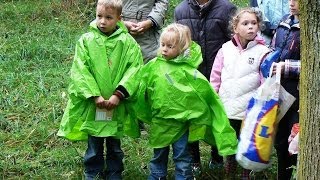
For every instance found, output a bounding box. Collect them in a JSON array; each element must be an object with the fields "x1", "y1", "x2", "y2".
[{"x1": 210, "y1": 7, "x2": 270, "y2": 179}]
